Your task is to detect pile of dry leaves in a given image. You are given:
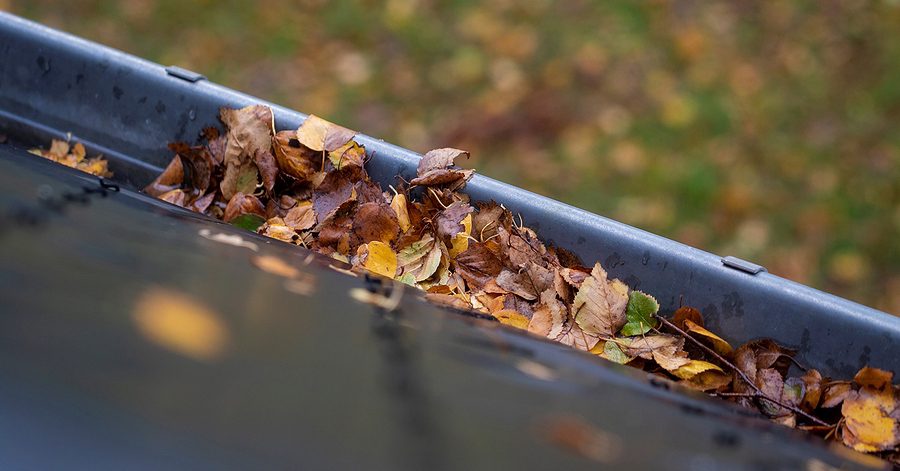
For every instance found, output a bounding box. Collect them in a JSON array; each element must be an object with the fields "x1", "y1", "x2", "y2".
[
  {"x1": 131, "y1": 104, "x2": 899, "y2": 463},
  {"x1": 30, "y1": 139, "x2": 112, "y2": 177}
]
